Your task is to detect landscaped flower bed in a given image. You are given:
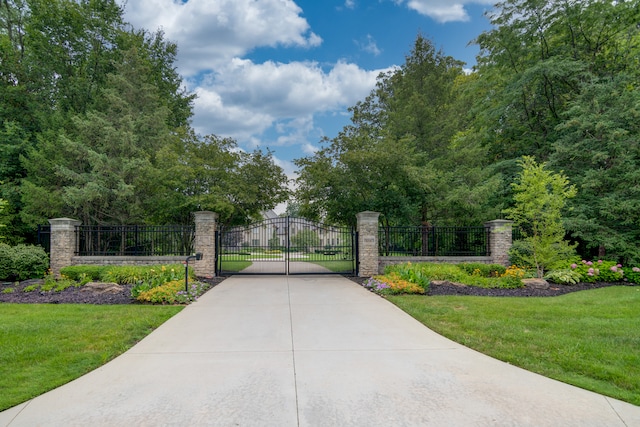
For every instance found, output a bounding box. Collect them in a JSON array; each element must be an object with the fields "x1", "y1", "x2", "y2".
[{"x1": 359, "y1": 261, "x2": 639, "y2": 296}]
